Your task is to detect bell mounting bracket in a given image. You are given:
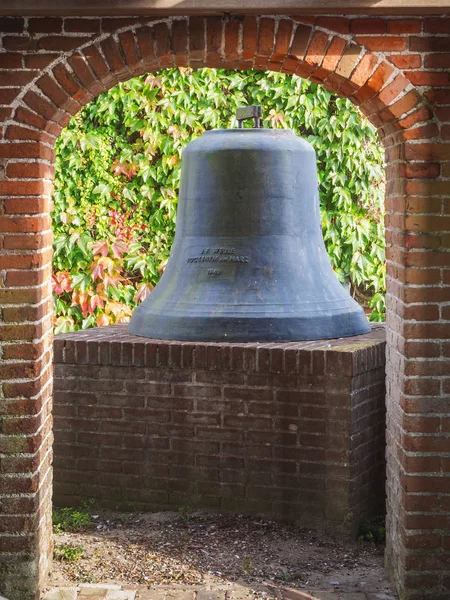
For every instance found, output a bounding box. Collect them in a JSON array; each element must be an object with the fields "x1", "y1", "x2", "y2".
[{"x1": 236, "y1": 105, "x2": 263, "y2": 129}]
